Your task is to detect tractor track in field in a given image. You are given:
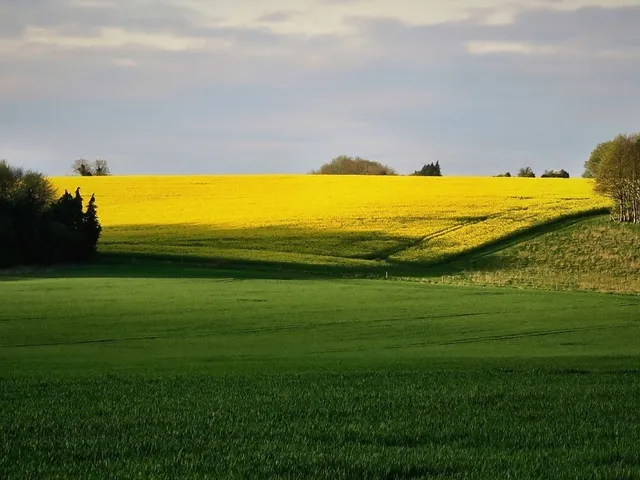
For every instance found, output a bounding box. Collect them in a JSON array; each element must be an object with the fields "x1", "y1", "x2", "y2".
[
  {"x1": 0, "y1": 312, "x2": 499, "y2": 349},
  {"x1": 360, "y1": 221, "x2": 485, "y2": 262},
  {"x1": 301, "y1": 323, "x2": 633, "y2": 356},
  {"x1": 428, "y1": 208, "x2": 610, "y2": 268},
  {"x1": 360, "y1": 208, "x2": 610, "y2": 267},
  {"x1": 389, "y1": 323, "x2": 632, "y2": 350}
]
